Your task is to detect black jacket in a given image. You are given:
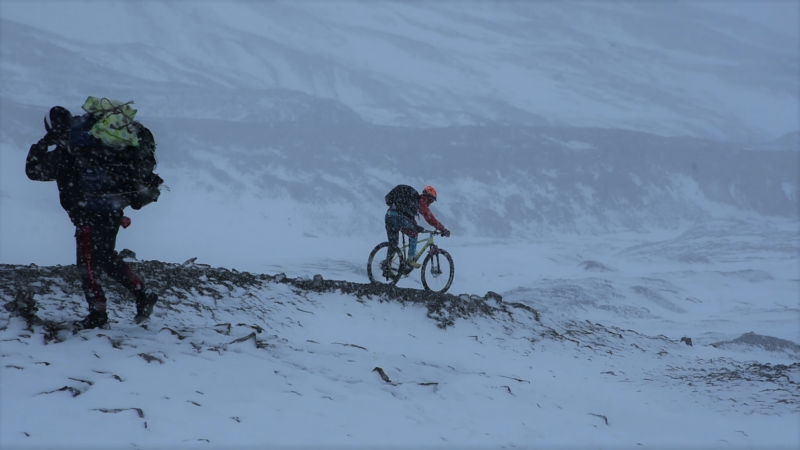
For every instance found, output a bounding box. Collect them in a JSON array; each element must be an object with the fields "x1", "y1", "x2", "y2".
[
  {"x1": 26, "y1": 140, "x2": 79, "y2": 213},
  {"x1": 25, "y1": 139, "x2": 124, "y2": 224}
]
